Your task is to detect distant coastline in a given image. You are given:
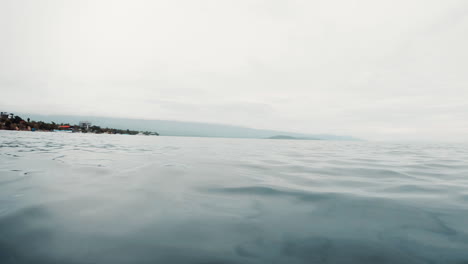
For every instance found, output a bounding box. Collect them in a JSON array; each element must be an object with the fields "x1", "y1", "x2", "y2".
[
  {"x1": 0, "y1": 112, "x2": 158, "y2": 136},
  {"x1": 19, "y1": 113, "x2": 360, "y2": 140}
]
